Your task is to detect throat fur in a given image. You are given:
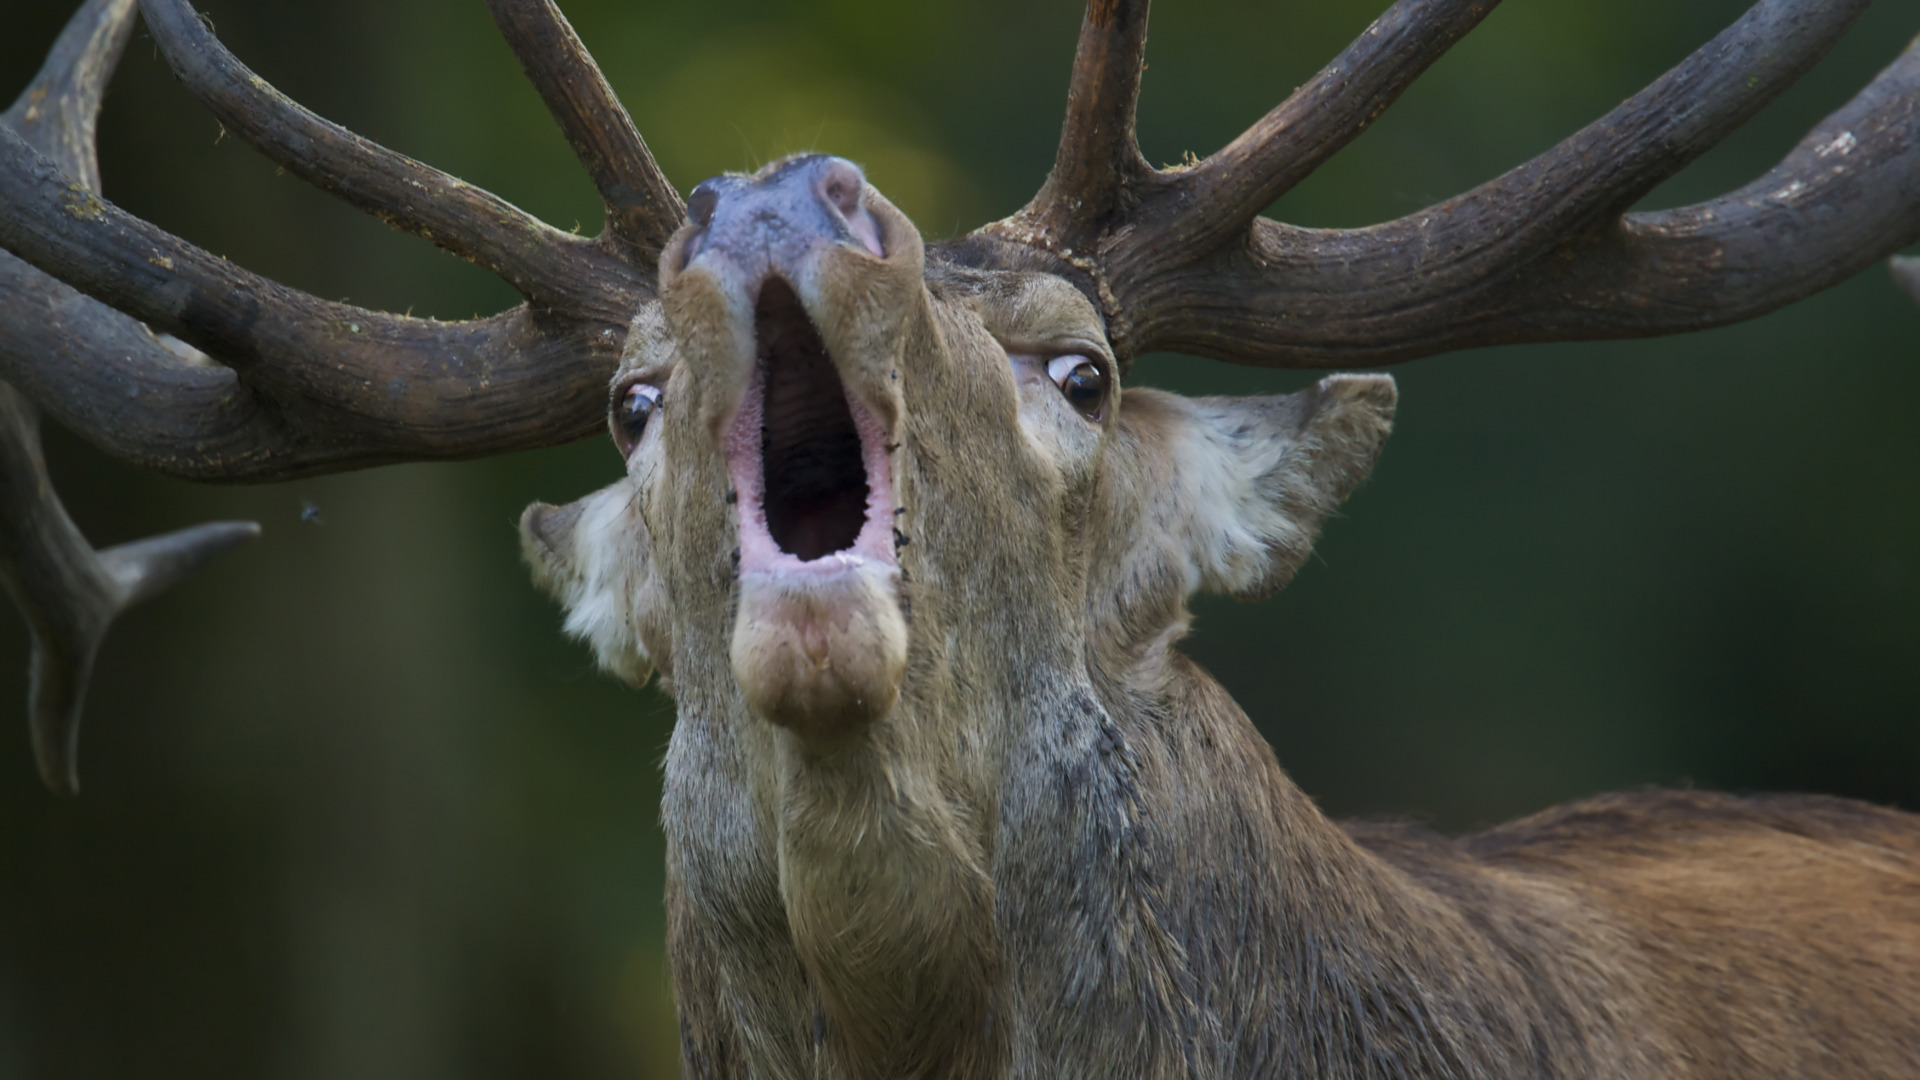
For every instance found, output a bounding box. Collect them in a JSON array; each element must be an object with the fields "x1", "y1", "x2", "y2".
[{"x1": 775, "y1": 741, "x2": 1005, "y2": 1079}]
